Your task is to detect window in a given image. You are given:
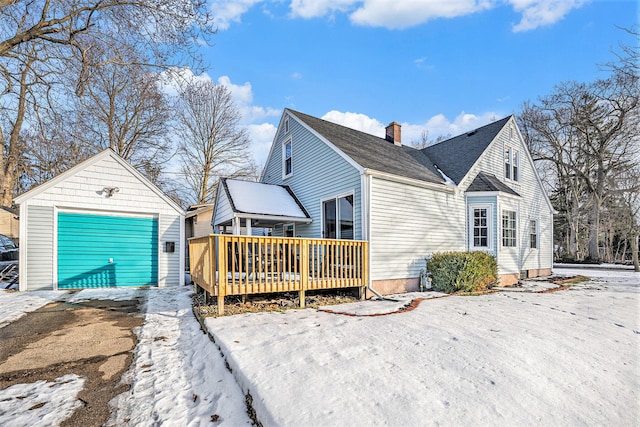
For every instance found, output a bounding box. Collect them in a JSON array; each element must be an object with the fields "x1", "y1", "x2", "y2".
[
  {"x1": 283, "y1": 139, "x2": 292, "y2": 177},
  {"x1": 469, "y1": 204, "x2": 492, "y2": 250},
  {"x1": 284, "y1": 223, "x2": 295, "y2": 237},
  {"x1": 323, "y1": 194, "x2": 354, "y2": 239},
  {"x1": 529, "y1": 220, "x2": 538, "y2": 249},
  {"x1": 504, "y1": 147, "x2": 520, "y2": 182},
  {"x1": 505, "y1": 148, "x2": 511, "y2": 180},
  {"x1": 473, "y1": 208, "x2": 489, "y2": 248},
  {"x1": 502, "y1": 210, "x2": 517, "y2": 247}
]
